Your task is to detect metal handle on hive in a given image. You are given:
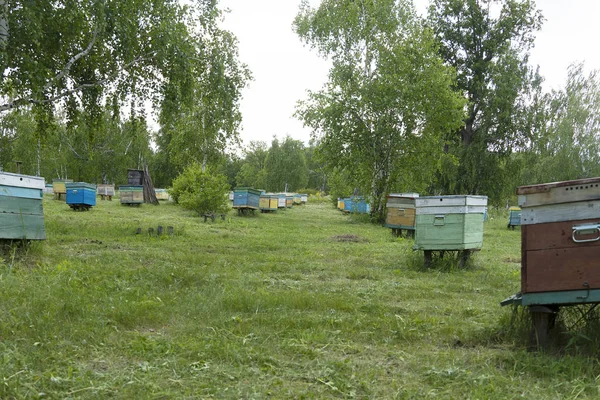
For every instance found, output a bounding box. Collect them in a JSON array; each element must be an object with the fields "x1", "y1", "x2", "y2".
[{"x1": 572, "y1": 223, "x2": 600, "y2": 243}]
